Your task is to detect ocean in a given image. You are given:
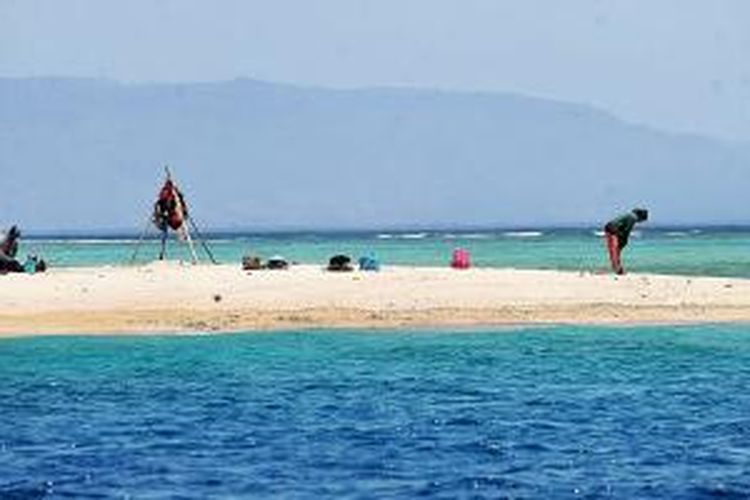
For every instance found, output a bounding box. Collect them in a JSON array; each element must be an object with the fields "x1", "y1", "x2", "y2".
[
  {"x1": 1, "y1": 326, "x2": 749, "y2": 498},
  {"x1": 19, "y1": 226, "x2": 750, "y2": 277},
  {"x1": 4, "y1": 228, "x2": 750, "y2": 497}
]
